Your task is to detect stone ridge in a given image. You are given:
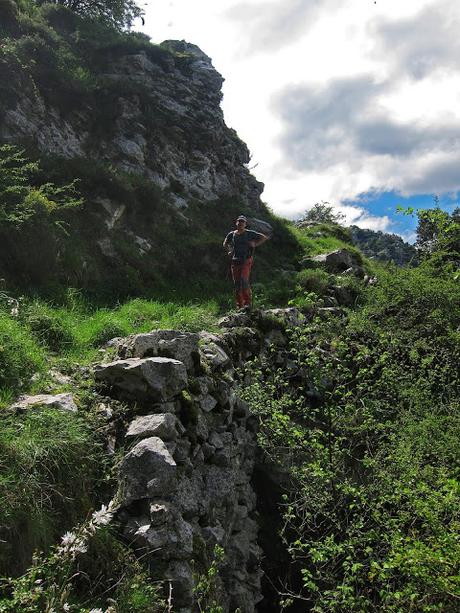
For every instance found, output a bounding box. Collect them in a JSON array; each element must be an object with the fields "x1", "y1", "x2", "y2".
[
  {"x1": 94, "y1": 307, "x2": 306, "y2": 612},
  {"x1": 0, "y1": 36, "x2": 264, "y2": 211}
]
